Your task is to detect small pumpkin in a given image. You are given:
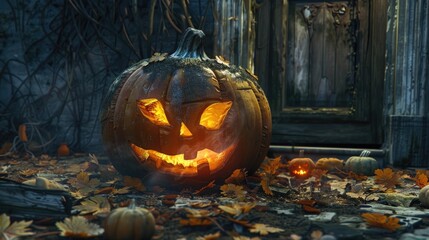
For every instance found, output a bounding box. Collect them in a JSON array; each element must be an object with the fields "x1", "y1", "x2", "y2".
[
  {"x1": 288, "y1": 158, "x2": 315, "y2": 178},
  {"x1": 101, "y1": 28, "x2": 271, "y2": 185},
  {"x1": 315, "y1": 158, "x2": 344, "y2": 172},
  {"x1": 345, "y1": 156, "x2": 378, "y2": 176},
  {"x1": 105, "y1": 199, "x2": 155, "y2": 240},
  {"x1": 419, "y1": 185, "x2": 429, "y2": 208}
]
